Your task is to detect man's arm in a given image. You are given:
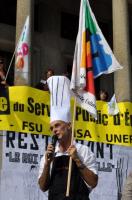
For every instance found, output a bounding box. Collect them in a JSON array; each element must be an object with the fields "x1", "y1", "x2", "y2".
[
  {"x1": 67, "y1": 144, "x2": 98, "y2": 188},
  {"x1": 122, "y1": 172, "x2": 132, "y2": 200},
  {"x1": 38, "y1": 162, "x2": 51, "y2": 192},
  {"x1": 38, "y1": 144, "x2": 54, "y2": 192},
  {"x1": 74, "y1": 156, "x2": 98, "y2": 188}
]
